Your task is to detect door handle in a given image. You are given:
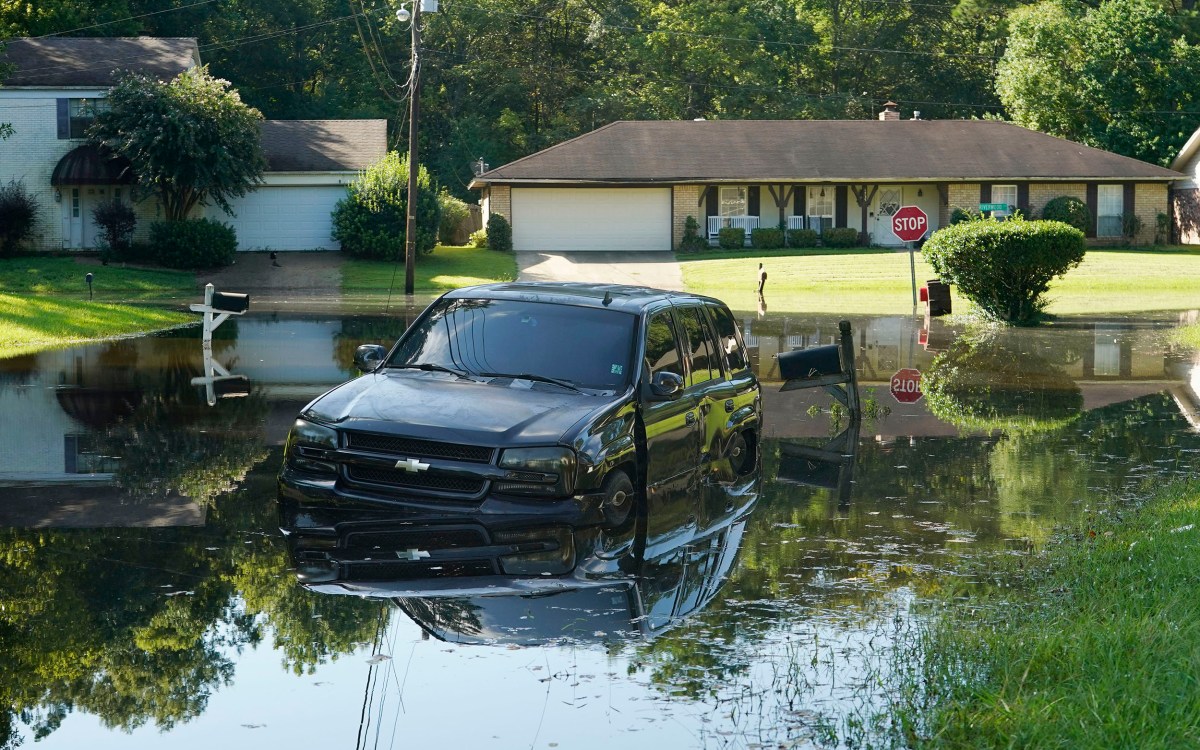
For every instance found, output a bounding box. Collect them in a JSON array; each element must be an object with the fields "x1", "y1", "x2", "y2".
[
  {"x1": 699, "y1": 401, "x2": 711, "y2": 416},
  {"x1": 724, "y1": 399, "x2": 735, "y2": 413},
  {"x1": 685, "y1": 411, "x2": 697, "y2": 425}
]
